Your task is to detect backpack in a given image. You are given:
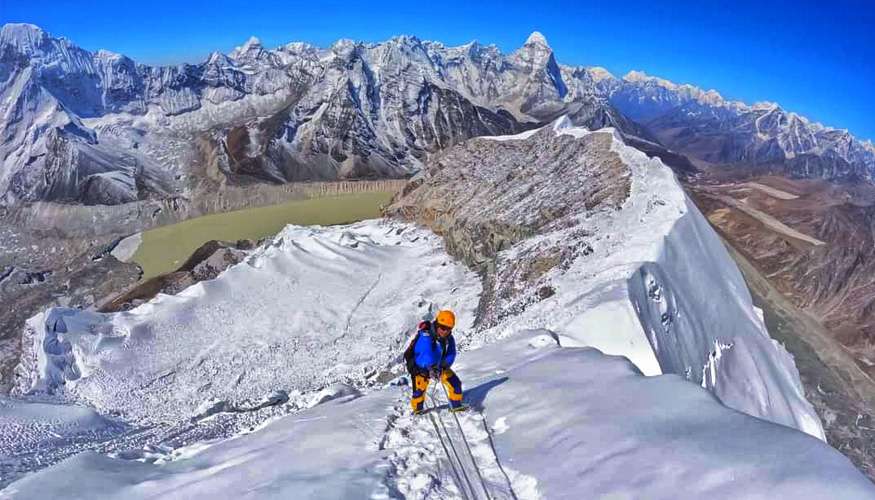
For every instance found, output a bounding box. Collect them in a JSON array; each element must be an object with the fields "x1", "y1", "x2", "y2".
[{"x1": 404, "y1": 320, "x2": 432, "y2": 376}]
